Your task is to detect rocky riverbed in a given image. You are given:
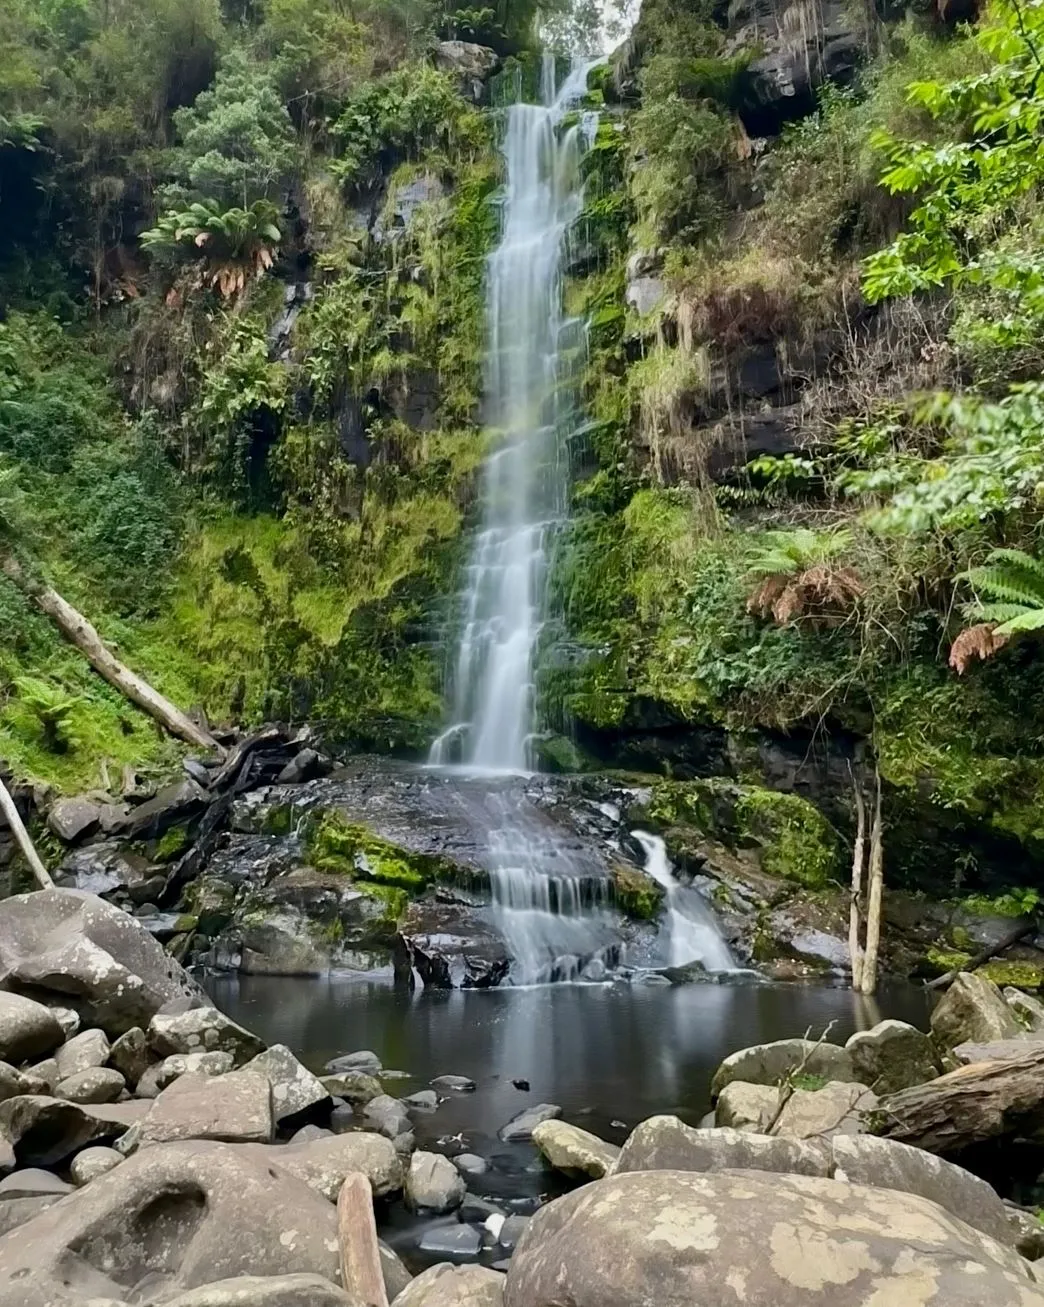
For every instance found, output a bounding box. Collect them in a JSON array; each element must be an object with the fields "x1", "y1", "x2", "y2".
[{"x1": 0, "y1": 886, "x2": 1043, "y2": 1304}]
